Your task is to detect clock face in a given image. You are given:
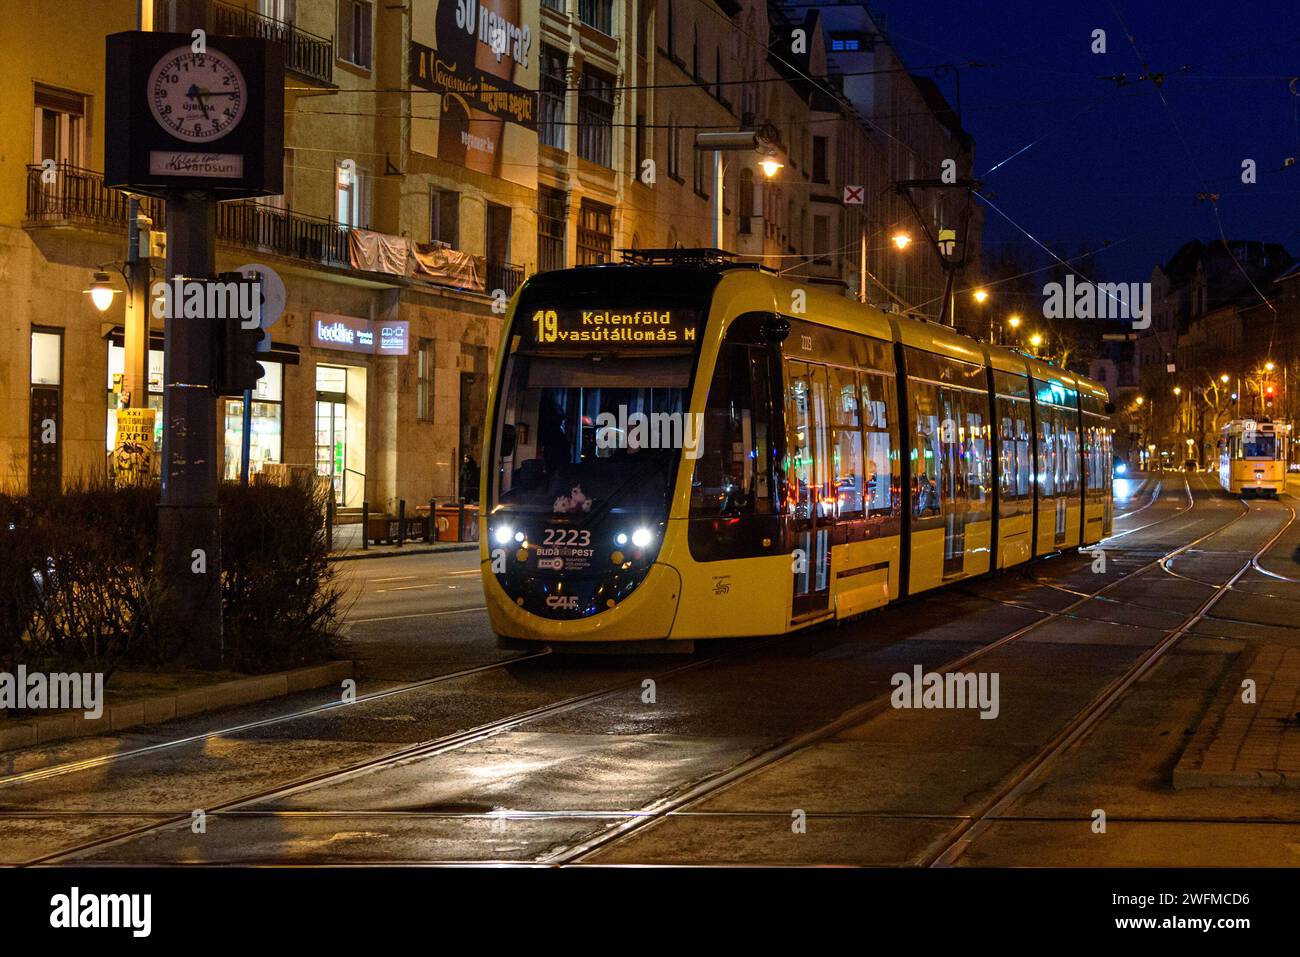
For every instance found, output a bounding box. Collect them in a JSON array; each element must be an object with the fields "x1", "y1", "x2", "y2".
[{"x1": 148, "y1": 47, "x2": 247, "y2": 143}]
